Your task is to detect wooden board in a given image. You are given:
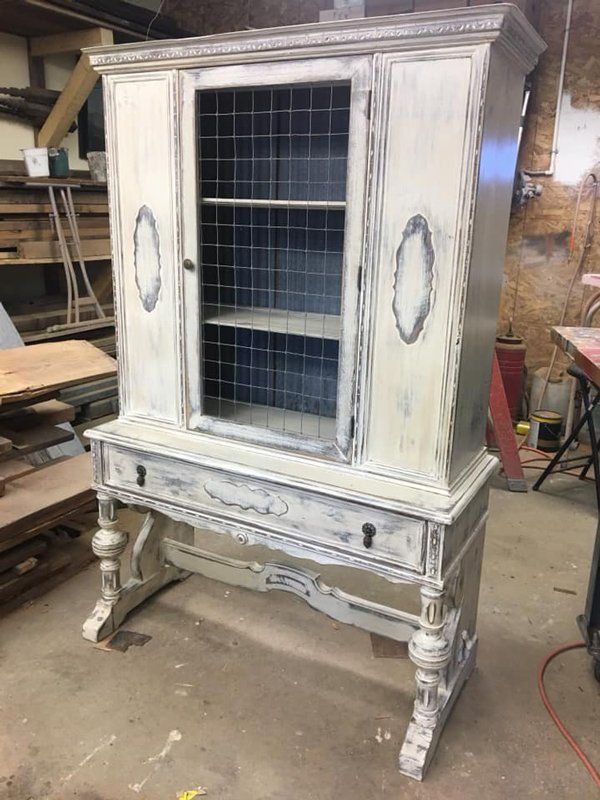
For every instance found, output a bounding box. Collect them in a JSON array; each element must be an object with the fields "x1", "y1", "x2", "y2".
[
  {"x1": 0, "y1": 530, "x2": 95, "y2": 613},
  {"x1": 18, "y1": 238, "x2": 111, "y2": 260},
  {"x1": 0, "y1": 537, "x2": 47, "y2": 575},
  {"x1": 0, "y1": 452, "x2": 93, "y2": 547},
  {"x1": 0, "y1": 423, "x2": 74, "y2": 454},
  {"x1": 0, "y1": 216, "x2": 108, "y2": 230},
  {"x1": 0, "y1": 174, "x2": 106, "y2": 187},
  {"x1": 0, "y1": 340, "x2": 117, "y2": 406},
  {"x1": 0, "y1": 399, "x2": 75, "y2": 428},
  {"x1": 0, "y1": 550, "x2": 71, "y2": 602},
  {"x1": 0, "y1": 203, "x2": 109, "y2": 214},
  {"x1": 0, "y1": 226, "x2": 110, "y2": 244},
  {"x1": 552, "y1": 326, "x2": 600, "y2": 388},
  {"x1": 0, "y1": 189, "x2": 108, "y2": 205},
  {"x1": 0, "y1": 457, "x2": 37, "y2": 483},
  {"x1": 0, "y1": 254, "x2": 110, "y2": 267}
]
